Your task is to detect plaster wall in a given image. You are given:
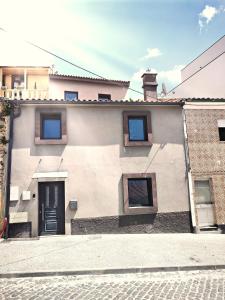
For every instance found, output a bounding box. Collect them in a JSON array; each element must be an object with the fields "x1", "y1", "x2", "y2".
[
  {"x1": 168, "y1": 53, "x2": 225, "y2": 98},
  {"x1": 182, "y1": 36, "x2": 225, "y2": 81},
  {"x1": 10, "y1": 104, "x2": 189, "y2": 236},
  {"x1": 49, "y1": 79, "x2": 128, "y2": 100}
]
